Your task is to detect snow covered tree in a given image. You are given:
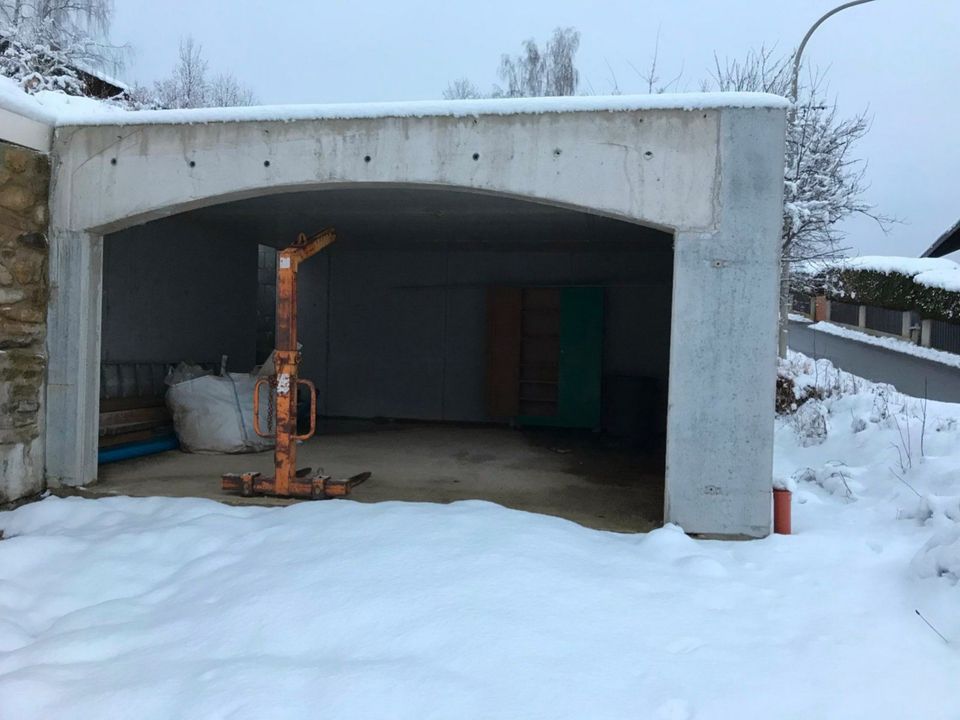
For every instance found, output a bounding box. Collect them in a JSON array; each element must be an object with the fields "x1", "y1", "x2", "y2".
[
  {"x1": 703, "y1": 47, "x2": 890, "y2": 356},
  {"x1": 0, "y1": 0, "x2": 122, "y2": 95},
  {"x1": 151, "y1": 35, "x2": 255, "y2": 109}
]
